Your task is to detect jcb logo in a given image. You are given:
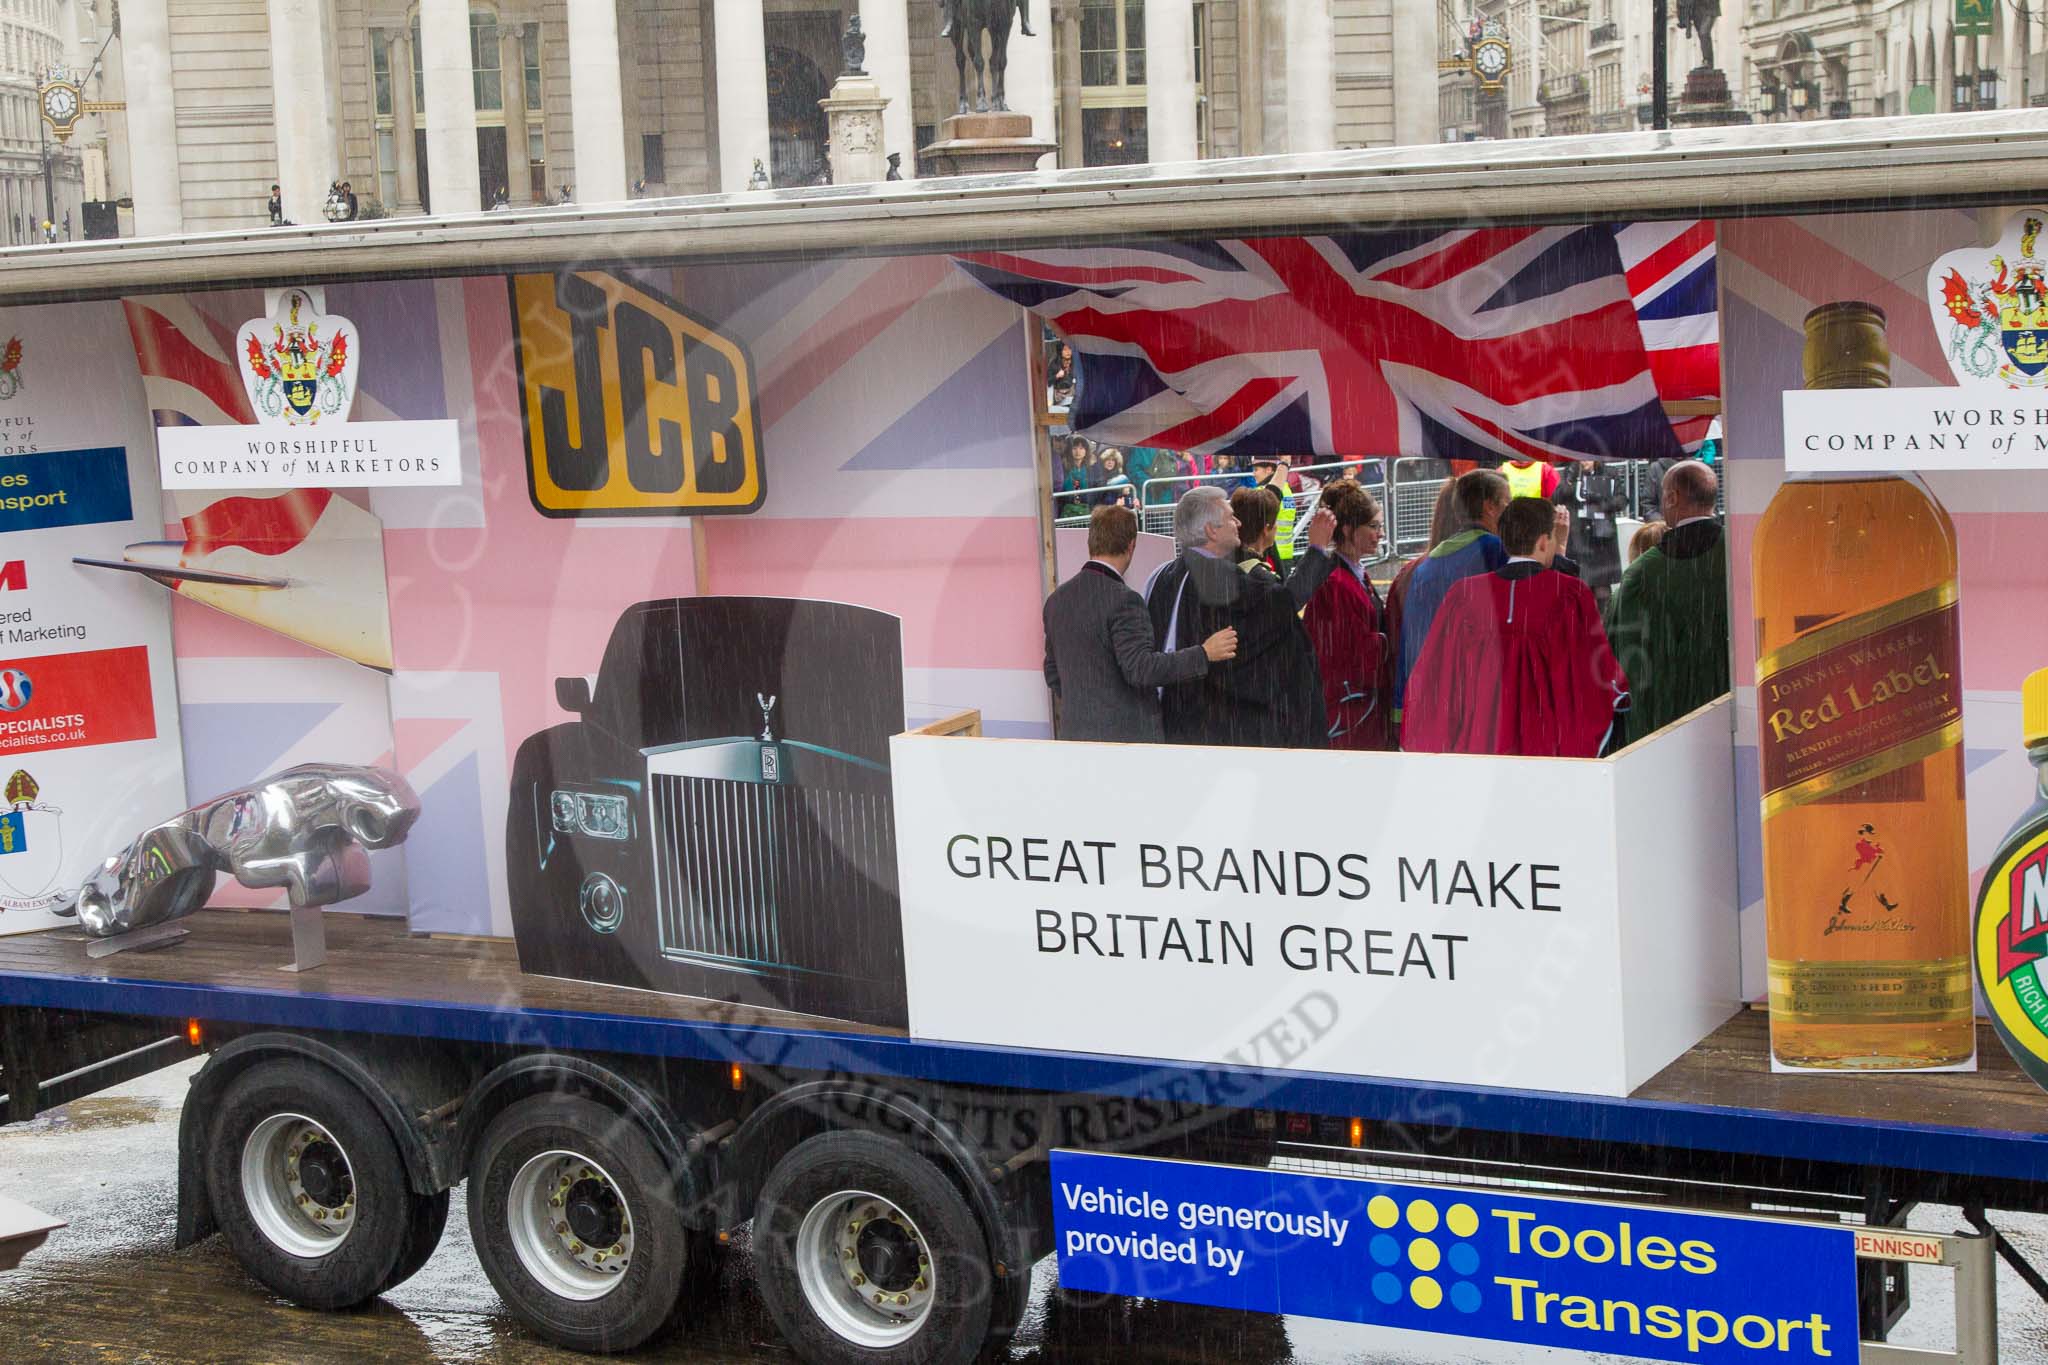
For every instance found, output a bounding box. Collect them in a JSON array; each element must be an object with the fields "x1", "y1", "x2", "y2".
[
  {"x1": 0, "y1": 561, "x2": 24, "y2": 591},
  {"x1": 513, "y1": 272, "x2": 763, "y2": 517}
]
